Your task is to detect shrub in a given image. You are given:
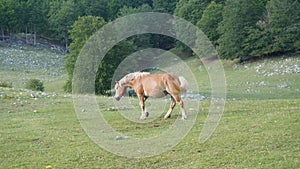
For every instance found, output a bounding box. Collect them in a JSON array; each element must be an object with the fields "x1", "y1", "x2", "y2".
[
  {"x1": 0, "y1": 81, "x2": 13, "y2": 88},
  {"x1": 25, "y1": 79, "x2": 44, "y2": 91}
]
